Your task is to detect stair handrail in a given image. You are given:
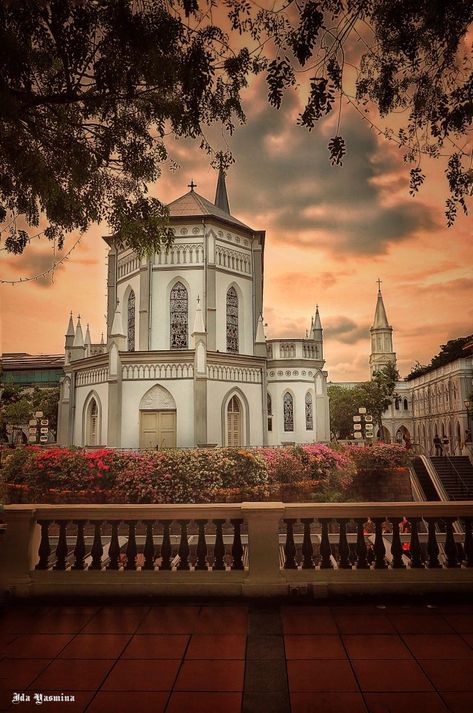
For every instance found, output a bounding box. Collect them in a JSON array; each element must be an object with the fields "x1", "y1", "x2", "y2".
[
  {"x1": 419, "y1": 455, "x2": 450, "y2": 500},
  {"x1": 408, "y1": 464, "x2": 428, "y2": 502},
  {"x1": 443, "y1": 455, "x2": 473, "y2": 499}
]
